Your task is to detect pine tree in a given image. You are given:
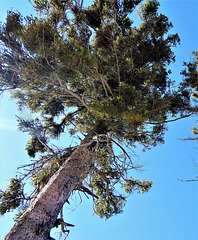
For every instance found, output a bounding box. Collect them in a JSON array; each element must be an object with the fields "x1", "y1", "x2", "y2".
[{"x1": 0, "y1": 0, "x2": 197, "y2": 239}]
